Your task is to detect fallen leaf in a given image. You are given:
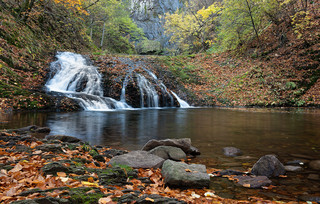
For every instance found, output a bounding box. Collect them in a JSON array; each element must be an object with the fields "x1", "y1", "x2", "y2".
[
  {"x1": 57, "y1": 172, "x2": 67, "y2": 177},
  {"x1": 185, "y1": 169, "x2": 192, "y2": 172},
  {"x1": 145, "y1": 197, "x2": 154, "y2": 202},
  {"x1": 9, "y1": 163, "x2": 23, "y2": 173},
  {"x1": 243, "y1": 183, "x2": 251, "y2": 188}
]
